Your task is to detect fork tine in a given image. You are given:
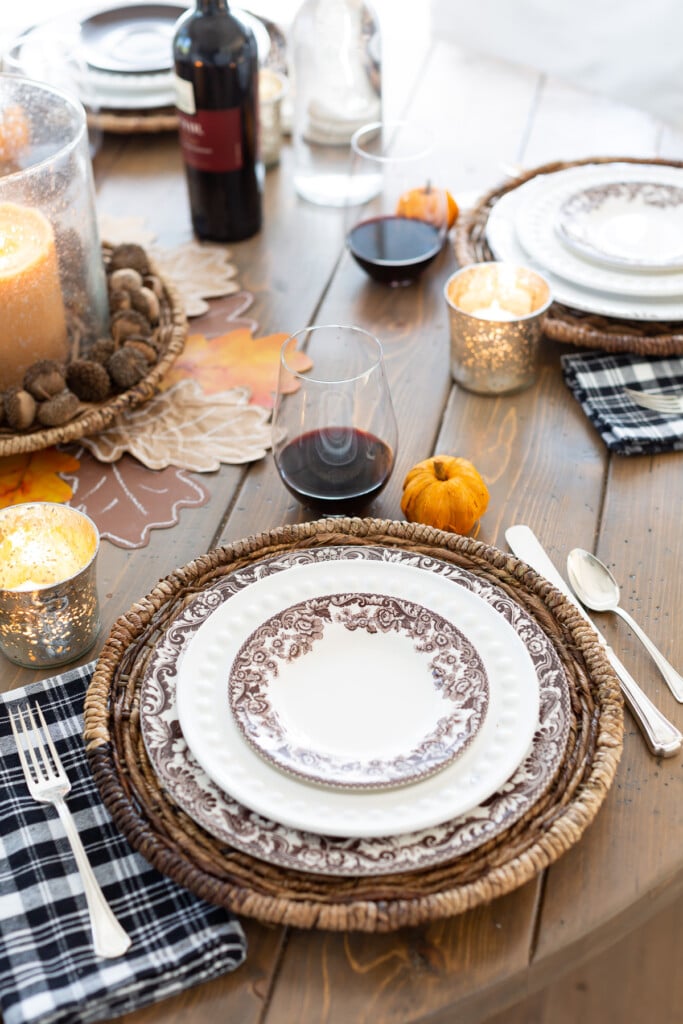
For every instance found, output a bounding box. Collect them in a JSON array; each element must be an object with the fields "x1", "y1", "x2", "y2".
[
  {"x1": 10, "y1": 703, "x2": 55, "y2": 784},
  {"x1": 21, "y1": 704, "x2": 50, "y2": 783},
  {"x1": 624, "y1": 388, "x2": 683, "y2": 414},
  {"x1": 8, "y1": 705, "x2": 34, "y2": 783},
  {"x1": 34, "y1": 702, "x2": 63, "y2": 773}
]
